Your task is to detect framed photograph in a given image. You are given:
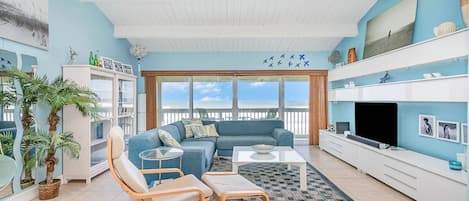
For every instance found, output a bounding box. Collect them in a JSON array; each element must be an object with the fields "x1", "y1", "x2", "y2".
[
  {"x1": 122, "y1": 64, "x2": 133, "y2": 74},
  {"x1": 462, "y1": 123, "x2": 467, "y2": 145},
  {"x1": 437, "y1": 120, "x2": 460, "y2": 143},
  {"x1": 101, "y1": 57, "x2": 113, "y2": 70},
  {"x1": 418, "y1": 114, "x2": 436, "y2": 138},
  {"x1": 113, "y1": 61, "x2": 123, "y2": 72}
]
